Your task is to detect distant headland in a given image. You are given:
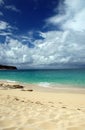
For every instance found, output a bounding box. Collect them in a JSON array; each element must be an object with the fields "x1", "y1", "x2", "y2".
[{"x1": 0, "y1": 65, "x2": 17, "y2": 70}]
